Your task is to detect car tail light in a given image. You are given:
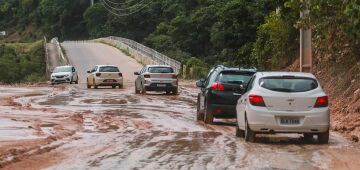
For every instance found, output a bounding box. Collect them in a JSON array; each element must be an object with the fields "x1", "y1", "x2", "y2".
[
  {"x1": 314, "y1": 96, "x2": 328, "y2": 108},
  {"x1": 96, "y1": 73, "x2": 101, "y2": 77},
  {"x1": 118, "y1": 73, "x2": 123, "y2": 77},
  {"x1": 211, "y1": 82, "x2": 225, "y2": 91},
  {"x1": 249, "y1": 94, "x2": 266, "y2": 107},
  {"x1": 172, "y1": 74, "x2": 177, "y2": 79},
  {"x1": 144, "y1": 74, "x2": 150, "y2": 78}
]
